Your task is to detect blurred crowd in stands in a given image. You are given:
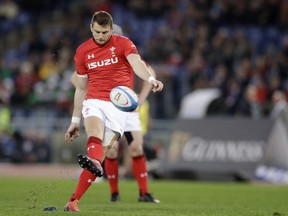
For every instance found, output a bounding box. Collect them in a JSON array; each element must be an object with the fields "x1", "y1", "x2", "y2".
[{"x1": 1, "y1": 0, "x2": 288, "y2": 162}]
